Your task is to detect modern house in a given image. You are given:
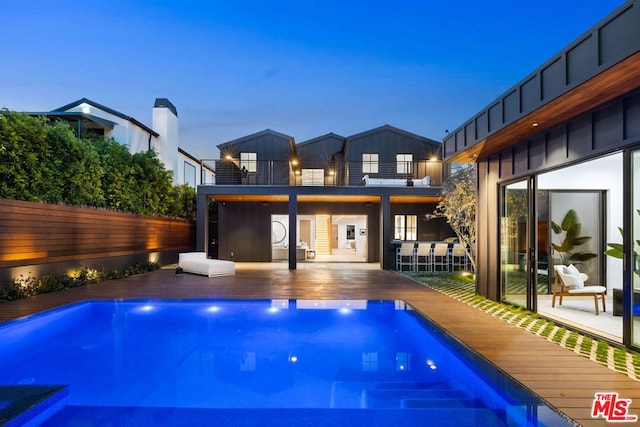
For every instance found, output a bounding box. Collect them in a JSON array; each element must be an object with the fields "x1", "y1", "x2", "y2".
[
  {"x1": 195, "y1": 125, "x2": 454, "y2": 270},
  {"x1": 443, "y1": 0, "x2": 640, "y2": 349},
  {"x1": 28, "y1": 98, "x2": 214, "y2": 187}
]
